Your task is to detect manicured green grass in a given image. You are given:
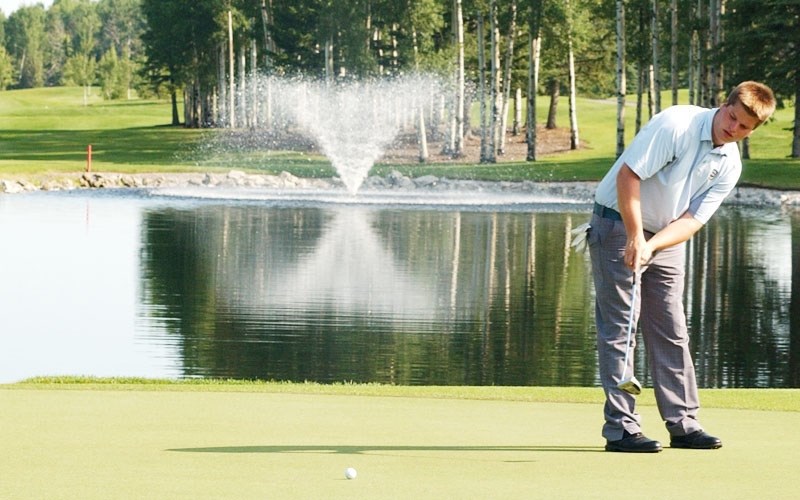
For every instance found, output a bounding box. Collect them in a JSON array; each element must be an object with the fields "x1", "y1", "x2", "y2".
[
  {"x1": 15, "y1": 376, "x2": 800, "y2": 412},
  {"x1": 0, "y1": 86, "x2": 797, "y2": 188},
  {"x1": 2, "y1": 380, "x2": 799, "y2": 499},
  {"x1": 0, "y1": 87, "x2": 210, "y2": 175}
]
